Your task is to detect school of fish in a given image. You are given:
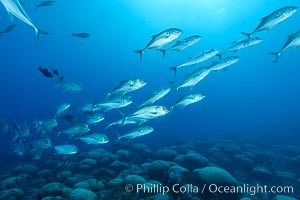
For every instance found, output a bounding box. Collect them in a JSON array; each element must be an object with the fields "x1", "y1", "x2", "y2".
[{"x1": 0, "y1": 2, "x2": 299, "y2": 157}]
